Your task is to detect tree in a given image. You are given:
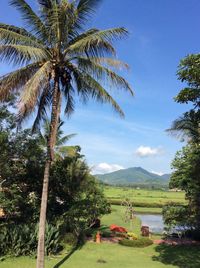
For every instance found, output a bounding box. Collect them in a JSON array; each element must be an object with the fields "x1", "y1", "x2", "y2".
[
  {"x1": 0, "y1": 107, "x2": 110, "y2": 250},
  {"x1": 175, "y1": 54, "x2": 200, "y2": 108},
  {"x1": 167, "y1": 110, "x2": 200, "y2": 144},
  {"x1": 165, "y1": 144, "x2": 200, "y2": 236},
  {"x1": 0, "y1": 1, "x2": 133, "y2": 266},
  {"x1": 121, "y1": 198, "x2": 135, "y2": 230},
  {"x1": 38, "y1": 120, "x2": 76, "y2": 148},
  {"x1": 165, "y1": 53, "x2": 200, "y2": 237}
]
